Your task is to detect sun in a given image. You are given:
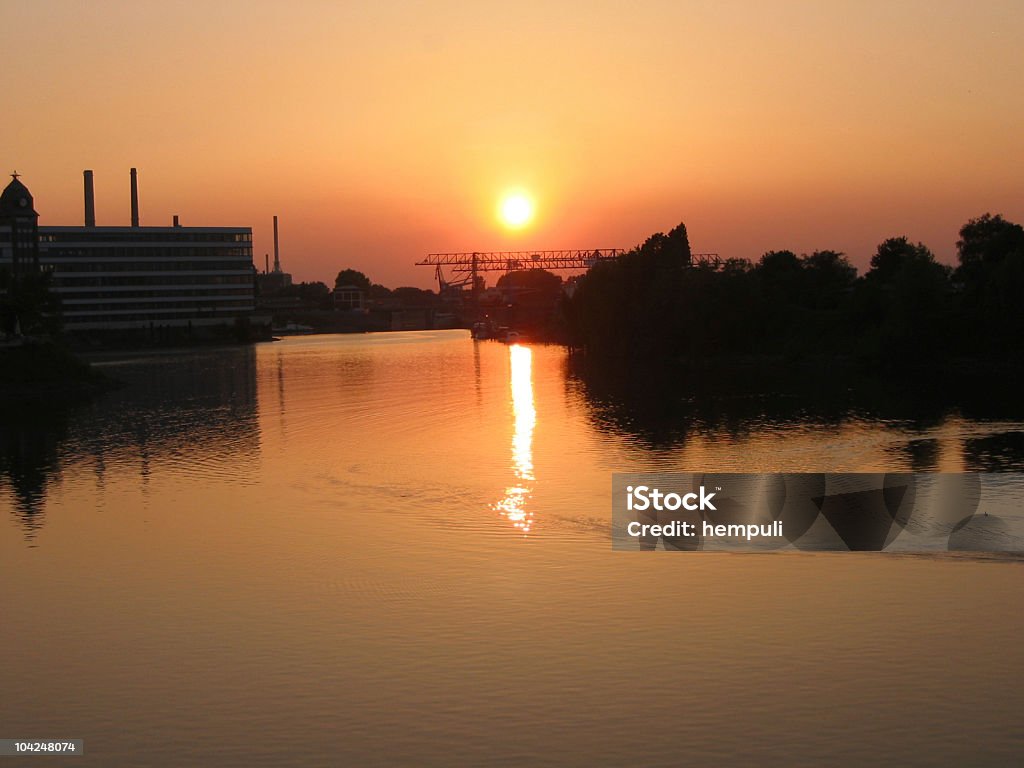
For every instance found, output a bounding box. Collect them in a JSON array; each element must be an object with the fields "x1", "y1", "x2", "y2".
[{"x1": 499, "y1": 193, "x2": 535, "y2": 229}]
